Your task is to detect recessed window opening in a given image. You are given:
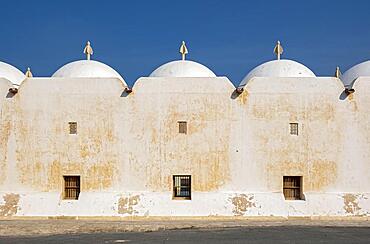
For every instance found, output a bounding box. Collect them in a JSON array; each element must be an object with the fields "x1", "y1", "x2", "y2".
[
  {"x1": 283, "y1": 176, "x2": 303, "y2": 200},
  {"x1": 173, "y1": 175, "x2": 191, "y2": 200},
  {"x1": 69, "y1": 122, "x2": 77, "y2": 134},
  {"x1": 64, "y1": 176, "x2": 80, "y2": 200},
  {"x1": 178, "y1": 121, "x2": 187, "y2": 134},
  {"x1": 290, "y1": 123, "x2": 298, "y2": 135}
]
